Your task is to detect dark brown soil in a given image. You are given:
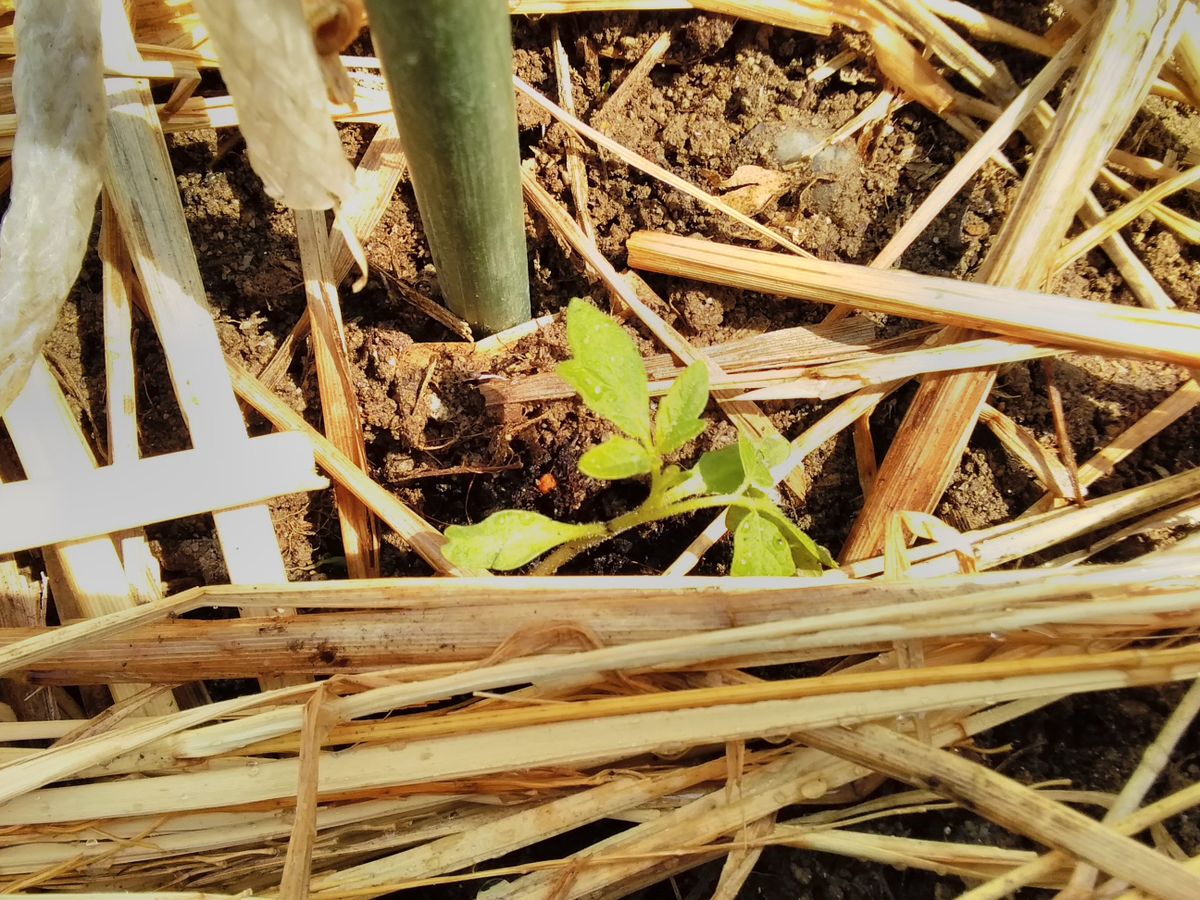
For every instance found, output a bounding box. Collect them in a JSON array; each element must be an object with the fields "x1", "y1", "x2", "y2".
[{"x1": 30, "y1": 3, "x2": 1200, "y2": 896}]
